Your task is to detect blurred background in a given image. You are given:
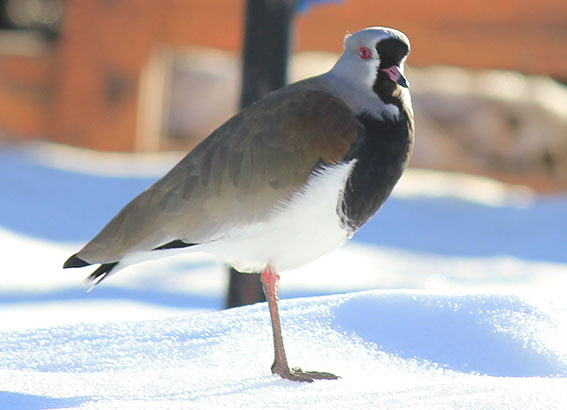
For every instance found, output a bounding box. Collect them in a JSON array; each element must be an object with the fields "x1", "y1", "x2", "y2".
[
  {"x1": 0, "y1": 0, "x2": 565, "y2": 187},
  {"x1": 0, "y1": 0, "x2": 566, "y2": 322}
]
